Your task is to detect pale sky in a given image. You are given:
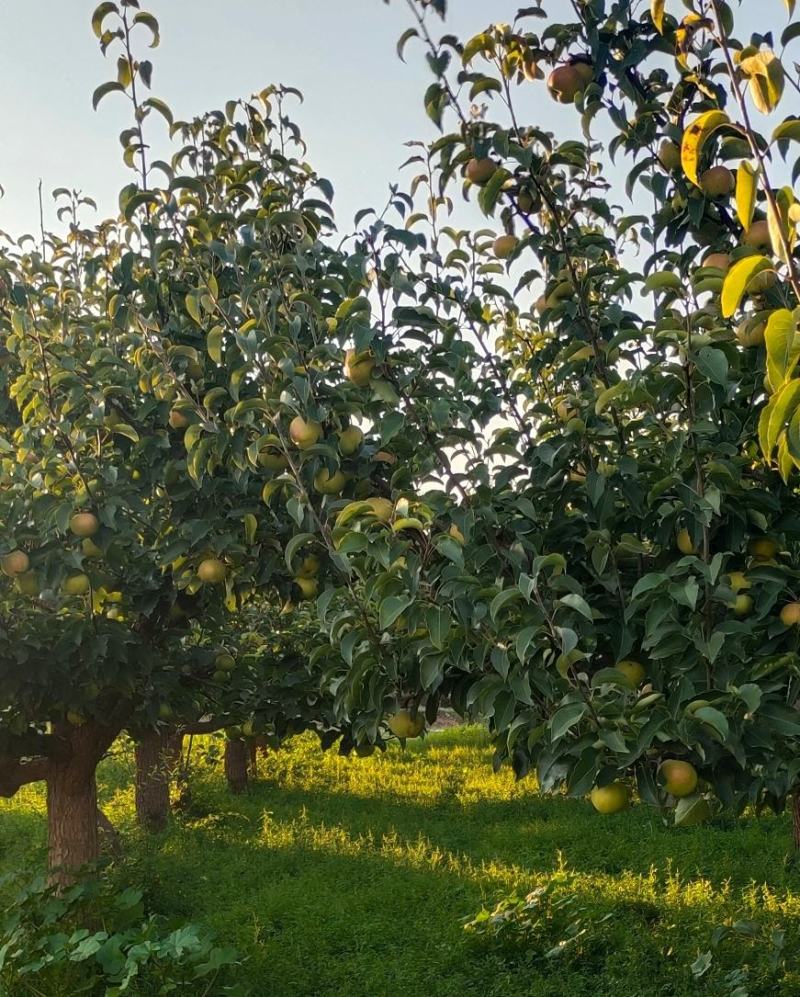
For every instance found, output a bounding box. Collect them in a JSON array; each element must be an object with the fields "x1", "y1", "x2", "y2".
[{"x1": 0, "y1": 2, "x2": 774, "y2": 239}]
